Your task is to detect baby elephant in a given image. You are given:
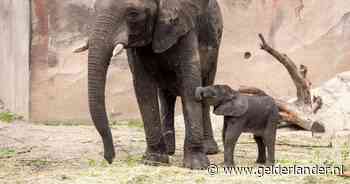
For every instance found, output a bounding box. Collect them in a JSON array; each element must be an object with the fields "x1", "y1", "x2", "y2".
[{"x1": 195, "y1": 85, "x2": 280, "y2": 166}]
